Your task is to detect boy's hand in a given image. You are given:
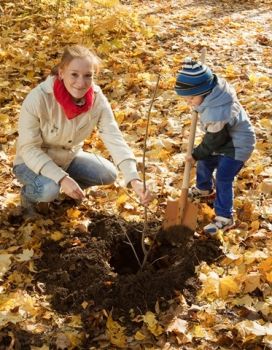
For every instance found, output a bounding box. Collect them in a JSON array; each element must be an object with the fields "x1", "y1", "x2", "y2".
[
  {"x1": 60, "y1": 176, "x2": 85, "y2": 200},
  {"x1": 130, "y1": 179, "x2": 153, "y2": 206},
  {"x1": 185, "y1": 155, "x2": 196, "y2": 165}
]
